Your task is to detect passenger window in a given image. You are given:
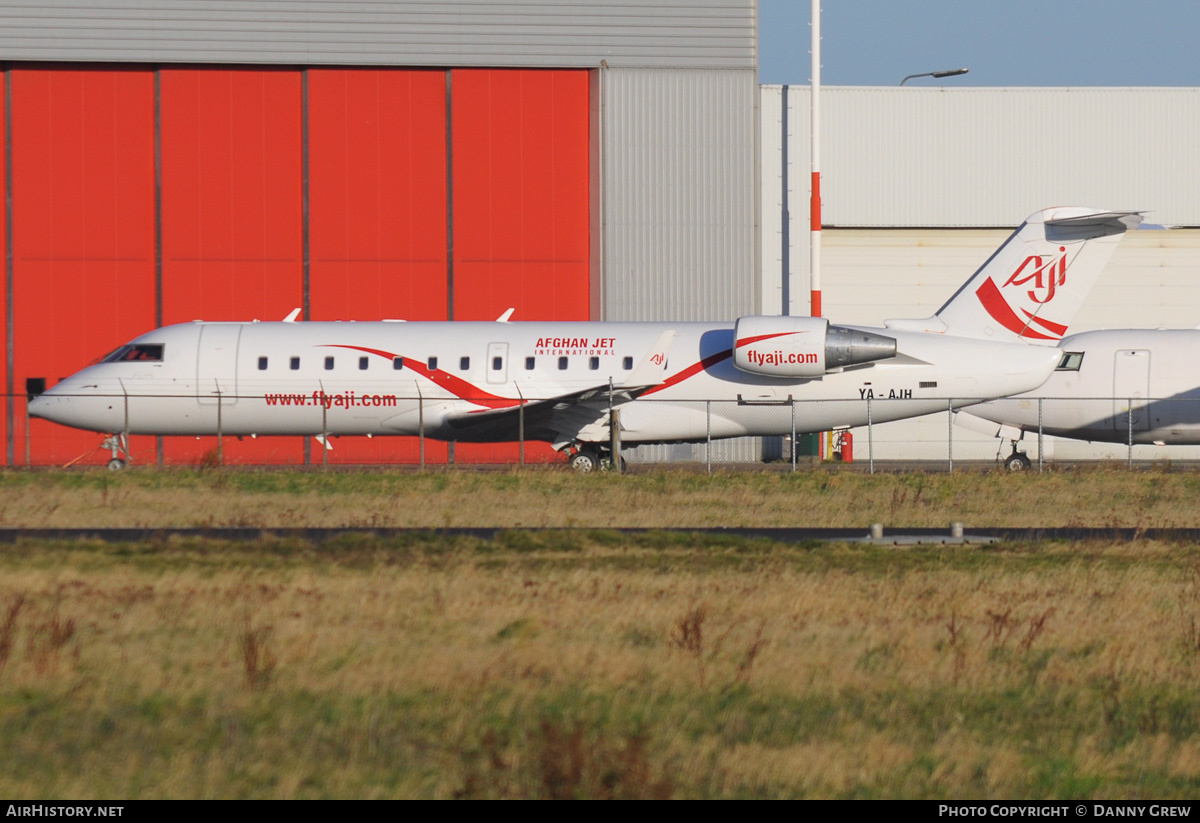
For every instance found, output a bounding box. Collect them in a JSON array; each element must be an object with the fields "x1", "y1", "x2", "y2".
[
  {"x1": 1056, "y1": 352, "x2": 1084, "y2": 371},
  {"x1": 623, "y1": 356, "x2": 633, "y2": 370},
  {"x1": 525, "y1": 357, "x2": 535, "y2": 370},
  {"x1": 393, "y1": 357, "x2": 404, "y2": 370},
  {"x1": 359, "y1": 356, "x2": 369, "y2": 371},
  {"x1": 324, "y1": 356, "x2": 335, "y2": 371},
  {"x1": 428, "y1": 357, "x2": 438, "y2": 371},
  {"x1": 557, "y1": 357, "x2": 568, "y2": 370},
  {"x1": 492, "y1": 357, "x2": 503, "y2": 371},
  {"x1": 589, "y1": 357, "x2": 599, "y2": 370},
  {"x1": 460, "y1": 356, "x2": 470, "y2": 371},
  {"x1": 258, "y1": 357, "x2": 268, "y2": 371},
  {"x1": 290, "y1": 357, "x2": 300, "y2": 371}
]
